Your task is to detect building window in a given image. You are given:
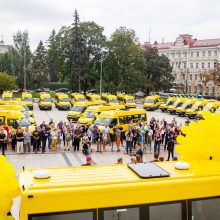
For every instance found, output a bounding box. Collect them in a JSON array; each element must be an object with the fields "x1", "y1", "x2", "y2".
[
  {"x1": 188, "y1": 86, "x2": 191, "y2": 93},
  {"x1": 178, "y1": 53, "x2": 181, "y2": 58},
  {"x1": 183, "y1": 62, "x2": 187, "y2": 68},
  {"x1": 215, "y1": 51, "x2": 218, "y2": 56},
  {"x1": 212, "y1": 86, "x2": 215, "y2": 95},
  {"x1": 214, "y1": 62, "x2": 217, "y2": 68},
  {"x1": 197, "y1": 51, "x2": 199, "y2": 57},
  {"x1": 195, "y1": 86, "x2": 197, "y2": 93},
  {"x1": 182, "y1": 74, "x2": 185, "y2": 80},
  {"x1": 190, "y1": 74, "x2": 192, "y2": 80},
  {"x1": 196, "y1": 63, "x2": 199, "y2": 68},
  {"x1": 208, "y1": 62, "x2": 211, "y2": 68},
  {"x1": 178, "y1": 62, "x2": 181, "y2": 68},
  {"x1": 202, "y1": 51, "x2": 205, "y2": 57},
  {"x1": 190, "y1": 63, "x2": 193, "y2": 68},
  {"x1": 184, "y1": 52, "x2": 187, "y2": 58},
  {"x1": 195, "y1": 74, "x2": 197, "y2": 80},
  {"x1": 191, "y1": 51, "x2": 194, "y2": 57},
  {"x1": 202, "y1": 62, "x2": 205, "y2": 68},
  {"x1": 208, "y1": 51, "x2": 211, "y2": 56},
  {"x1": 172, "y1": 53, "x2": 175, "y2": 58},
  {"x1": 206, "y1": 86, "x2": 209, "y2": 94}
]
